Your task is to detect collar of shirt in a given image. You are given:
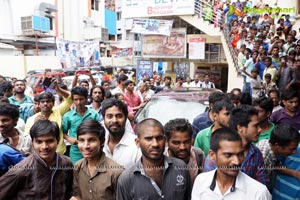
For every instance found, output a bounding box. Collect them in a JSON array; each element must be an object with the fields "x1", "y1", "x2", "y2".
[
  {"x1": 280, "y1": 108, "x2": 299, "y2": 117},
  {"x1": 105, "y1": 130, "x2": 136, "y2": 147},
  {"x1": 70, "y1": 107, "x2": 91, "y2": 116},
  {"x1": 205, "y1": 125, "x2": 214, "y2": 137},
  {"x1": 209, "y1": 170, "x2": 247, "y2": 193},
  {"x1": 133, "y1": 155, "x2": 171, "y2": 174},
  {"x1": 86, "y1": 104, "x2": 102, "y2": 114},
  {"x1": 81, "y1": 152, "x2": 108, "y2": 174}
]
